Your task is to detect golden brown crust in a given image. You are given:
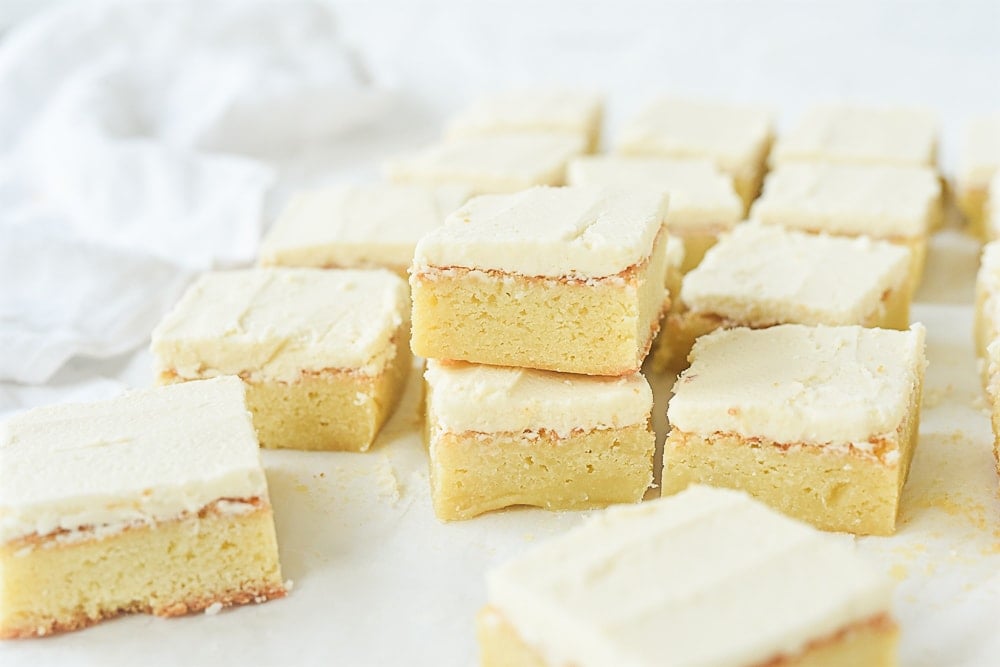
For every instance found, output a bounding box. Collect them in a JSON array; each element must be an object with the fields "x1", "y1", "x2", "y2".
[
  {"x1": 670, "y1": 377, "x2": 913, "y2": 467},
  {"x1": 436, "y1": 419, "x2": 654, "y2": 441},
  {"x1": 159, "y1": 358, "x2": 390, "y2": 385},
  {"x1": 672, "y1": 427, "x2": 901, "y2": 466},
  {"x1": 6, "y1": 498, "x2": 268, "y2": 551},
  {"x1": 1, "y1": 584, "x2": 287, "y2": 640}
]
